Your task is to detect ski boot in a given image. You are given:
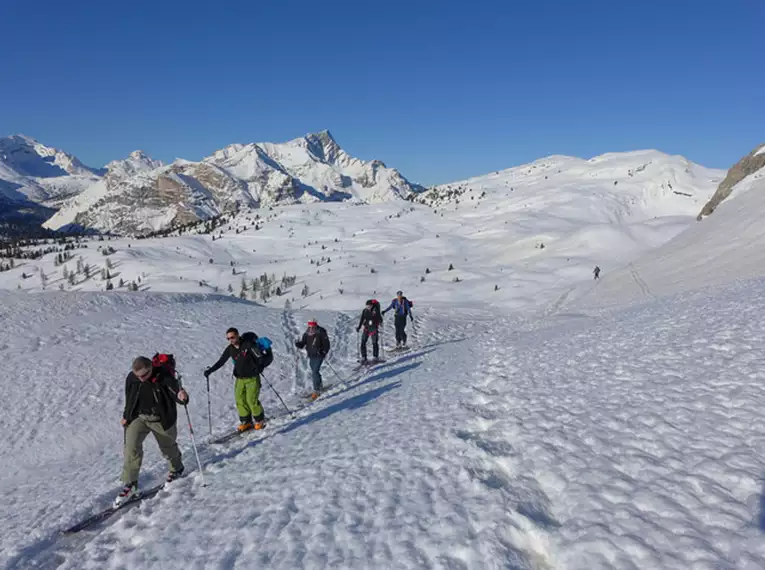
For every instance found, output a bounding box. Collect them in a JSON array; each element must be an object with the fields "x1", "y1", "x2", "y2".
[
  {"x1": 114, "y1": 482, "x2": 138, "y2": 507},
  {"x1": 166, "y1": 468, "x2": 184, "y2": 483}
]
